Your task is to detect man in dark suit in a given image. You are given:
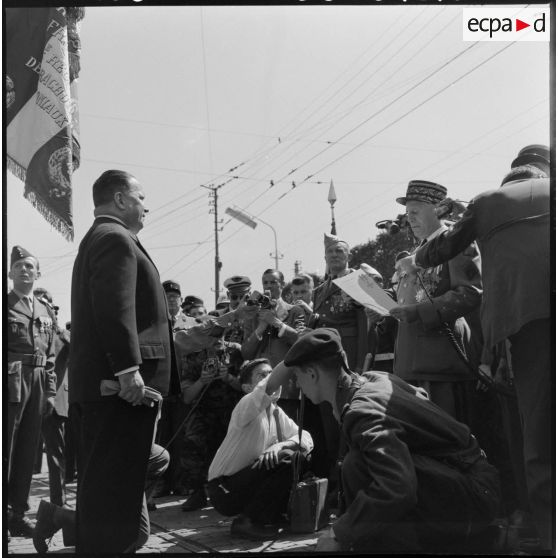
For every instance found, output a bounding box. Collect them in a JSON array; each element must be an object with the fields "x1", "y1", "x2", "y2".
[
  {"x1": 66, "y1": 169, "x2": 179, "y2": 552},
  {"x1": 396, "y1": 145, "x2": 551, "y2": 553}
]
